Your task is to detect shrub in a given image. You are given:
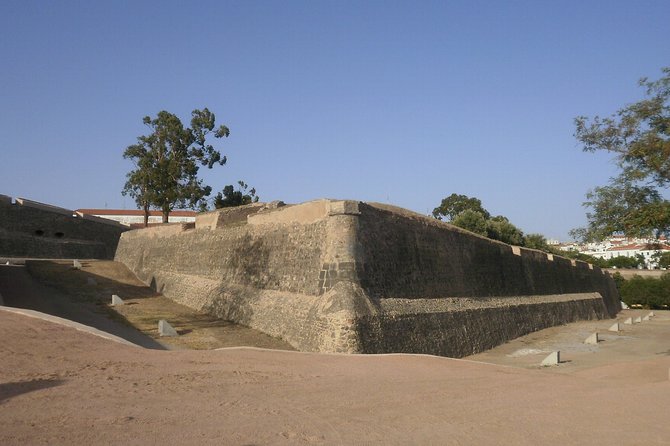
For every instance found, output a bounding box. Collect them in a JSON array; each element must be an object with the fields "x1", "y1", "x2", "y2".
[{"x1": 618, "y1": 273, "x2": 670, "y2": 309}]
